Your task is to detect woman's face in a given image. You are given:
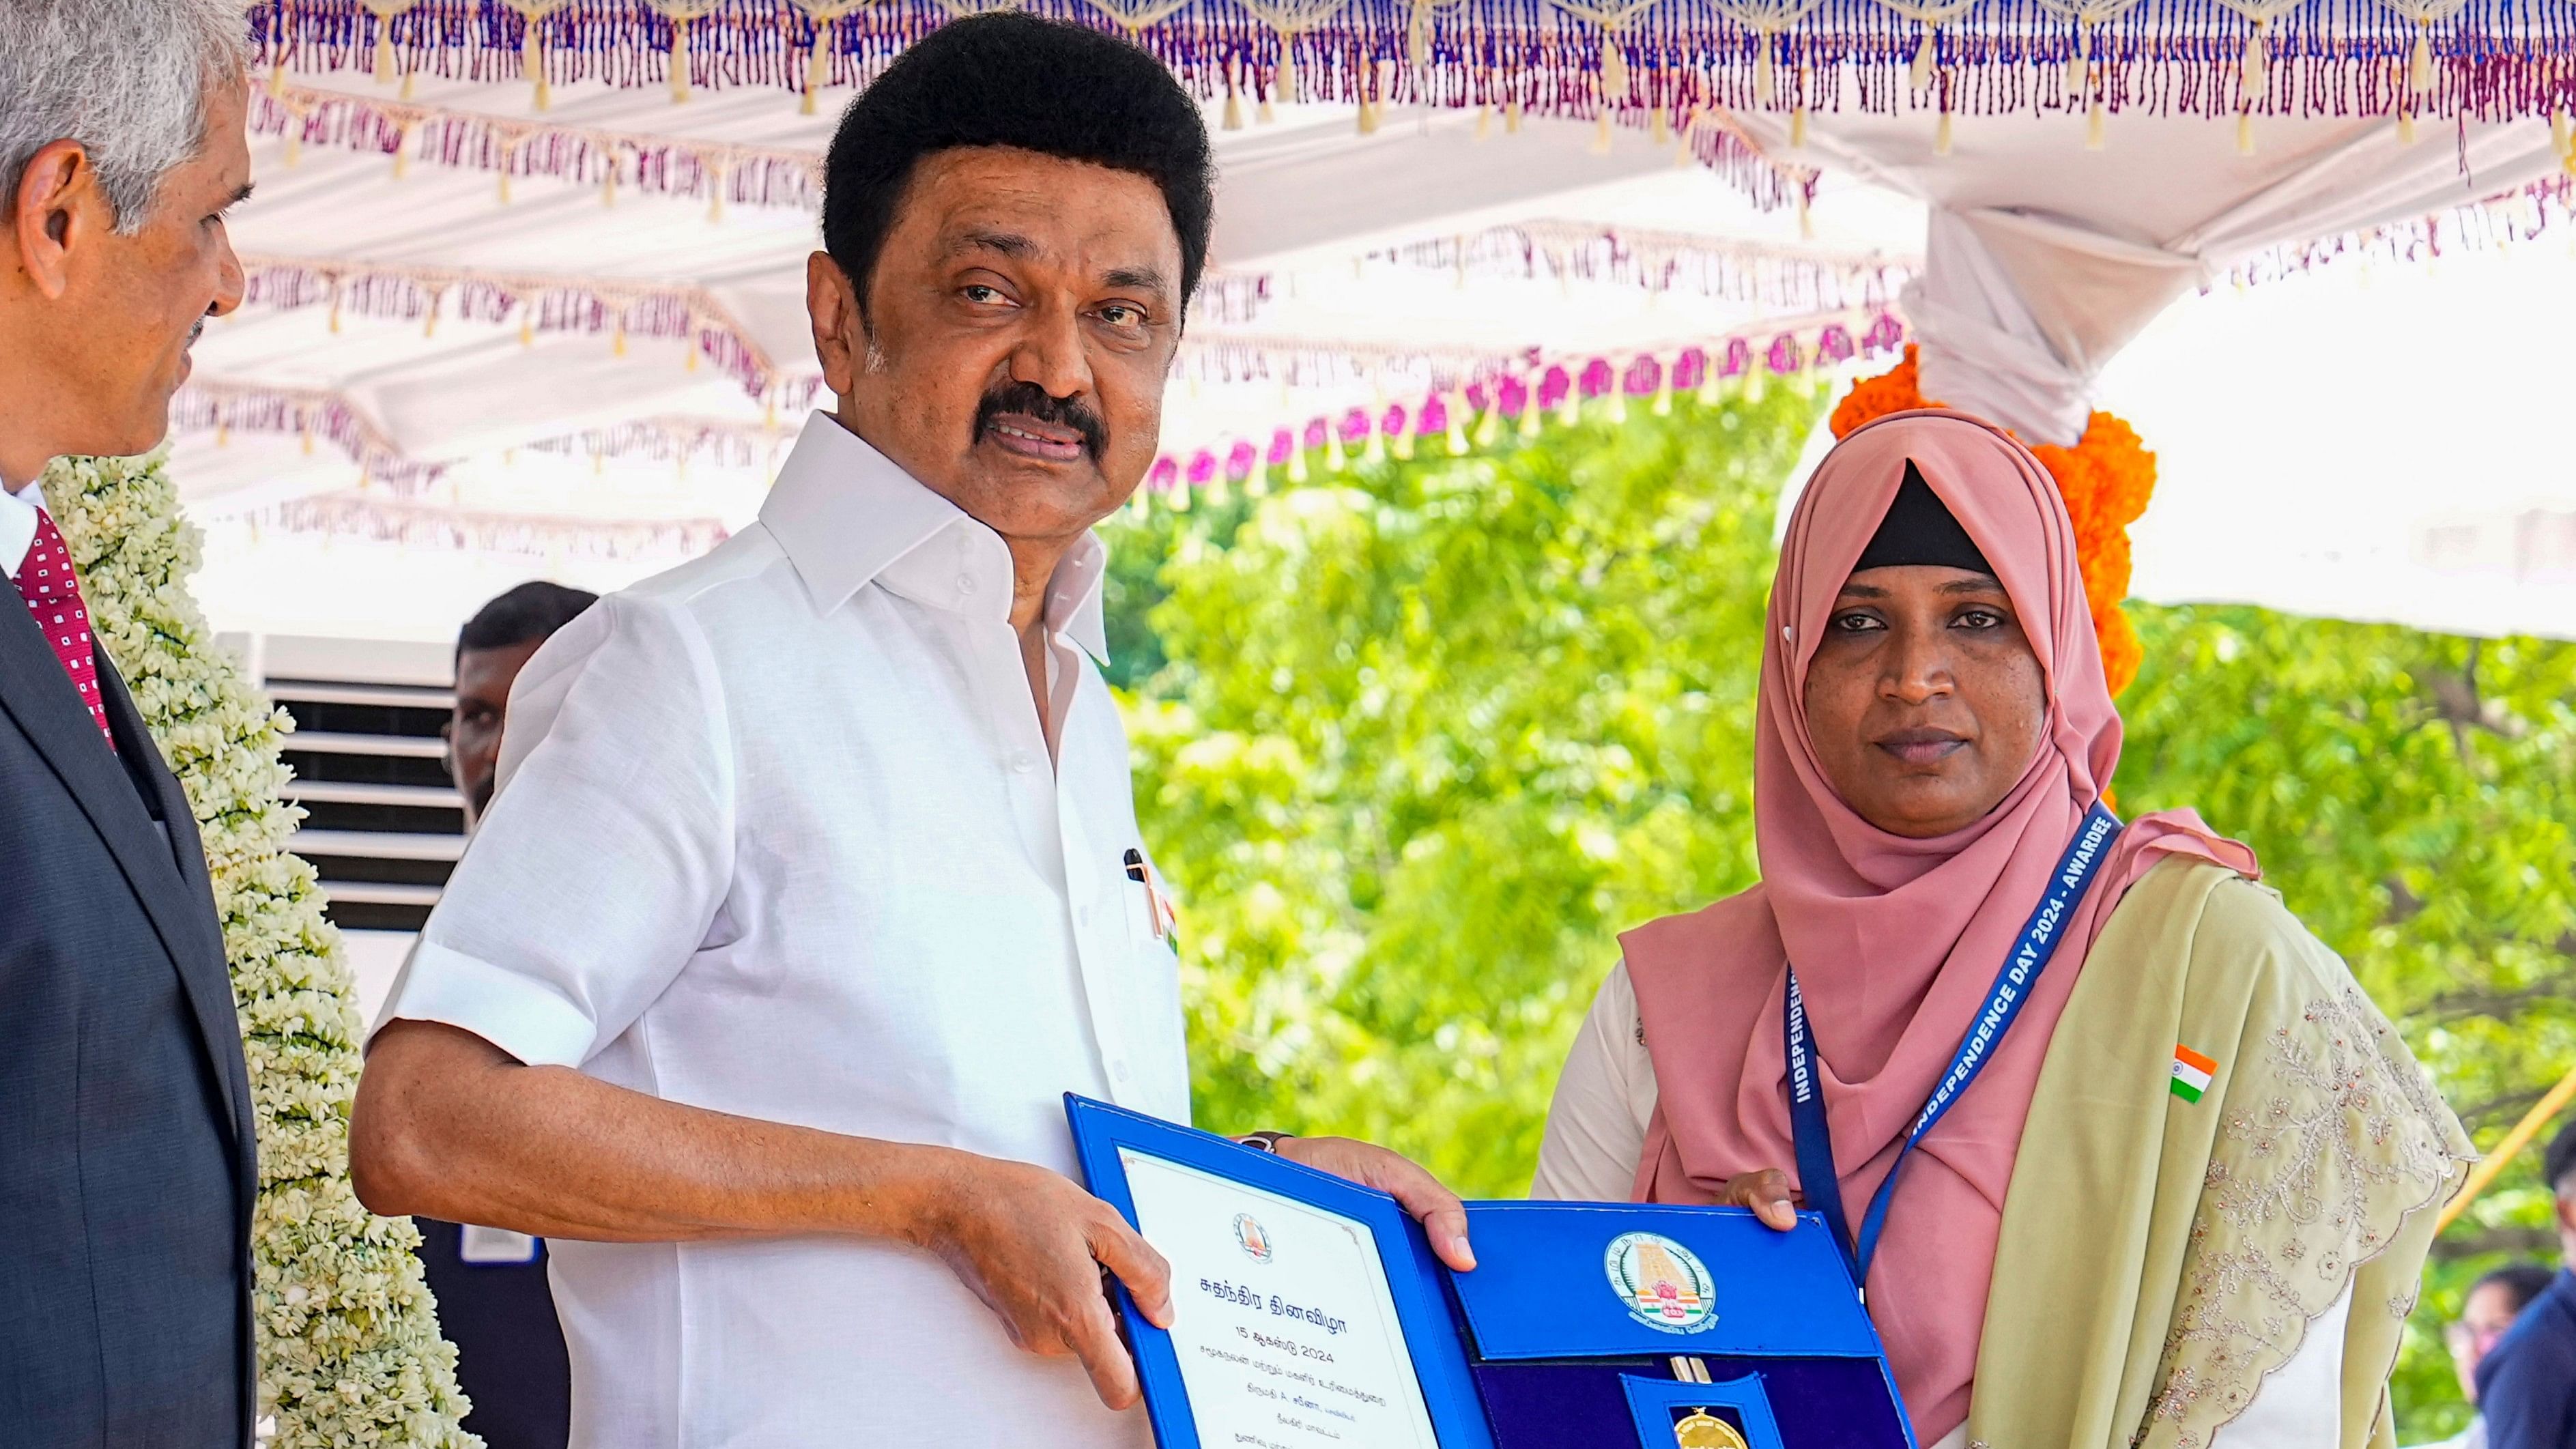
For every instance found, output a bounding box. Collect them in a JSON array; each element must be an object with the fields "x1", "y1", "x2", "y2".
[{"x1": 1801, "y1": 564, "x2": 2048, "y2": 838}]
